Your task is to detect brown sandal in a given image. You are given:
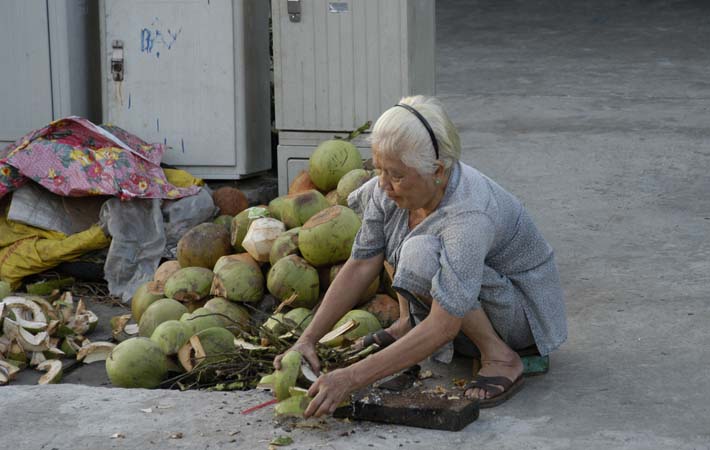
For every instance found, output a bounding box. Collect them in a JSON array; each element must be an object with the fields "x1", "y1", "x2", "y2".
[{"x1": 464, "y1": 374, "x2": 525, "y2": 408}]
